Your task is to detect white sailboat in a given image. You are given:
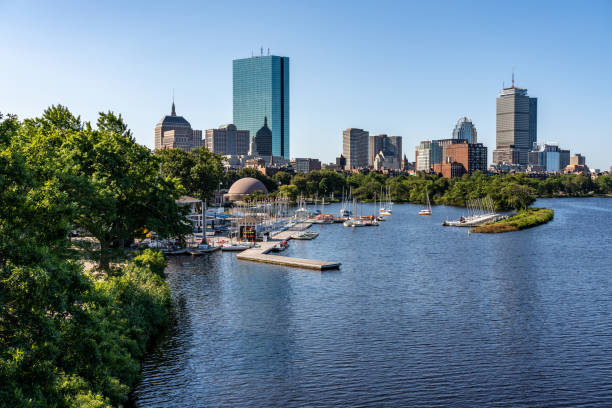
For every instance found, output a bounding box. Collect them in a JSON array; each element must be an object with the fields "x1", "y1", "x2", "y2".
[{"x1": 419, "y1": 186, "x2": 432, "y2": 216}]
